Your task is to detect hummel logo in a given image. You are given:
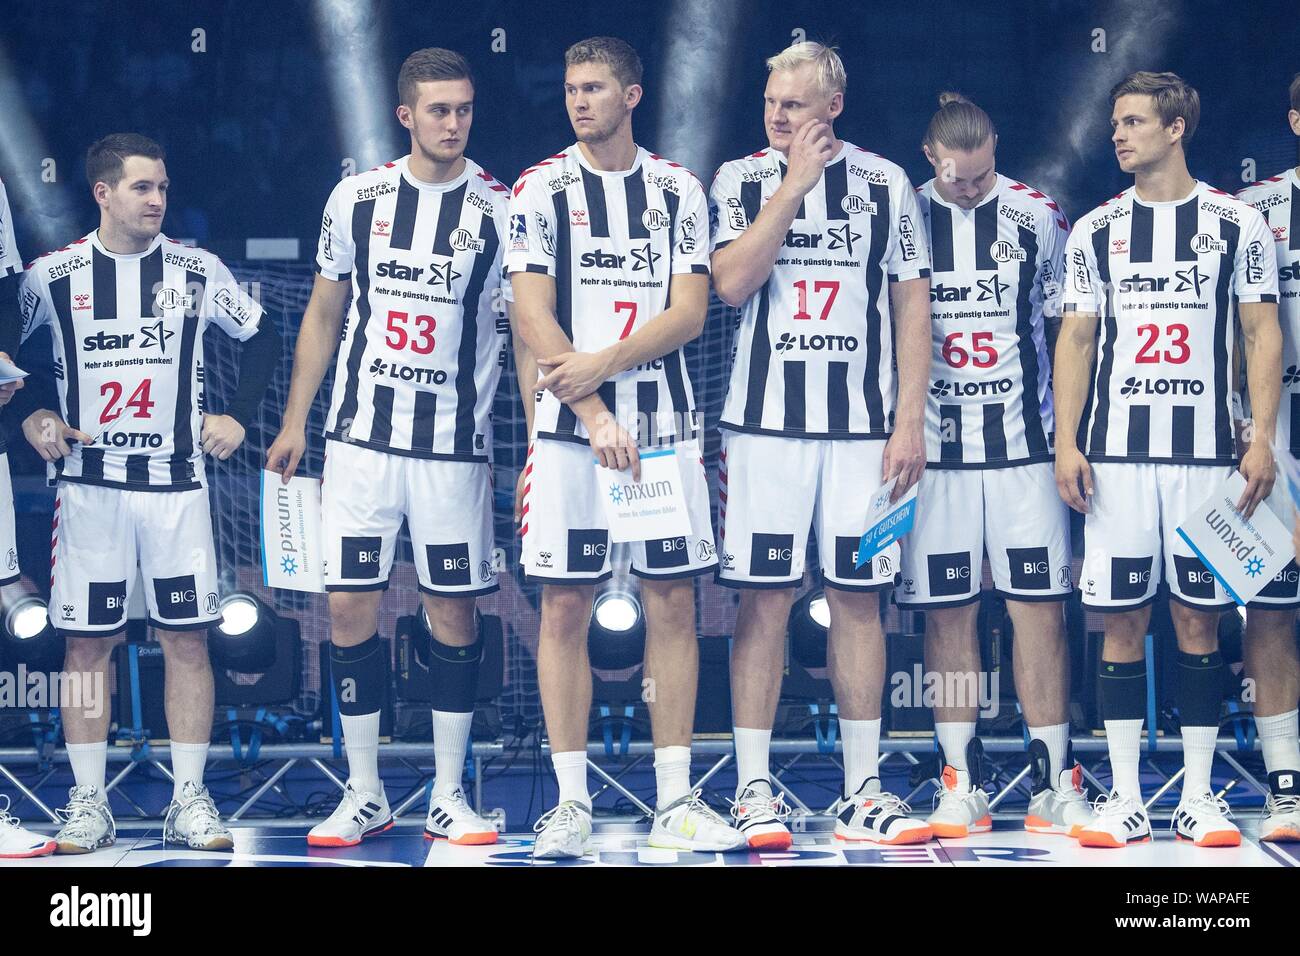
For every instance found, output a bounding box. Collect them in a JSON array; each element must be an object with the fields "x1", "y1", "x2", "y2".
[
  {"x1": 1174, "y1": 264, "x2": 1207, "y2": 295},
  {"x1": 1284, "y1": 365, "x2": 1300, "y2": 387},
  {"x1": 826, "y1": 223, "x2": 861, "y2": 255},
  {"x1": 630, "y1": 243, "x2": 661, "y2": 275},
  {"x1": 976, "y1": 275, "x2": 1010, "y2": 305},
  {"x1": 428, "y1": 260, "x2": 461, "y2": 292}
]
